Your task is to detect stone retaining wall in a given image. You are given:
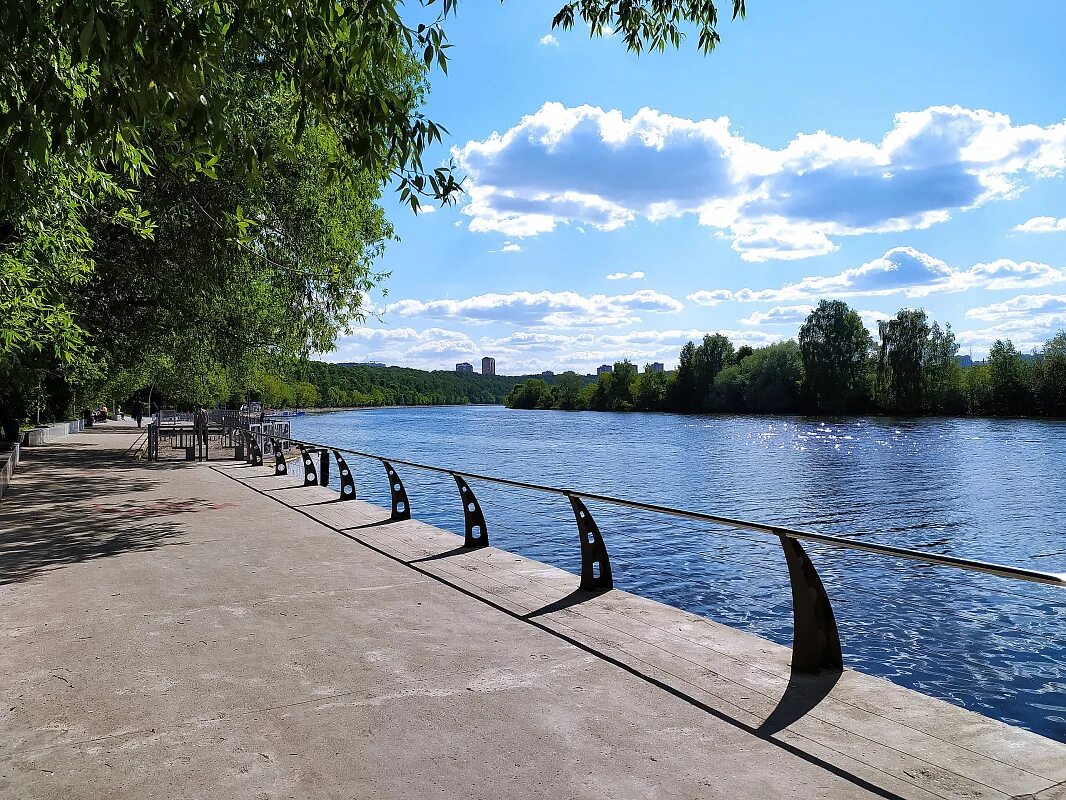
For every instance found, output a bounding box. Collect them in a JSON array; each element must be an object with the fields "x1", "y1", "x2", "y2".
[
  {"x1": 21, "y1": 419, "x2": 84, "y2": 447},
  {"x1": 0, "y1": 442, "x2": 19, "y2": 500}
]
